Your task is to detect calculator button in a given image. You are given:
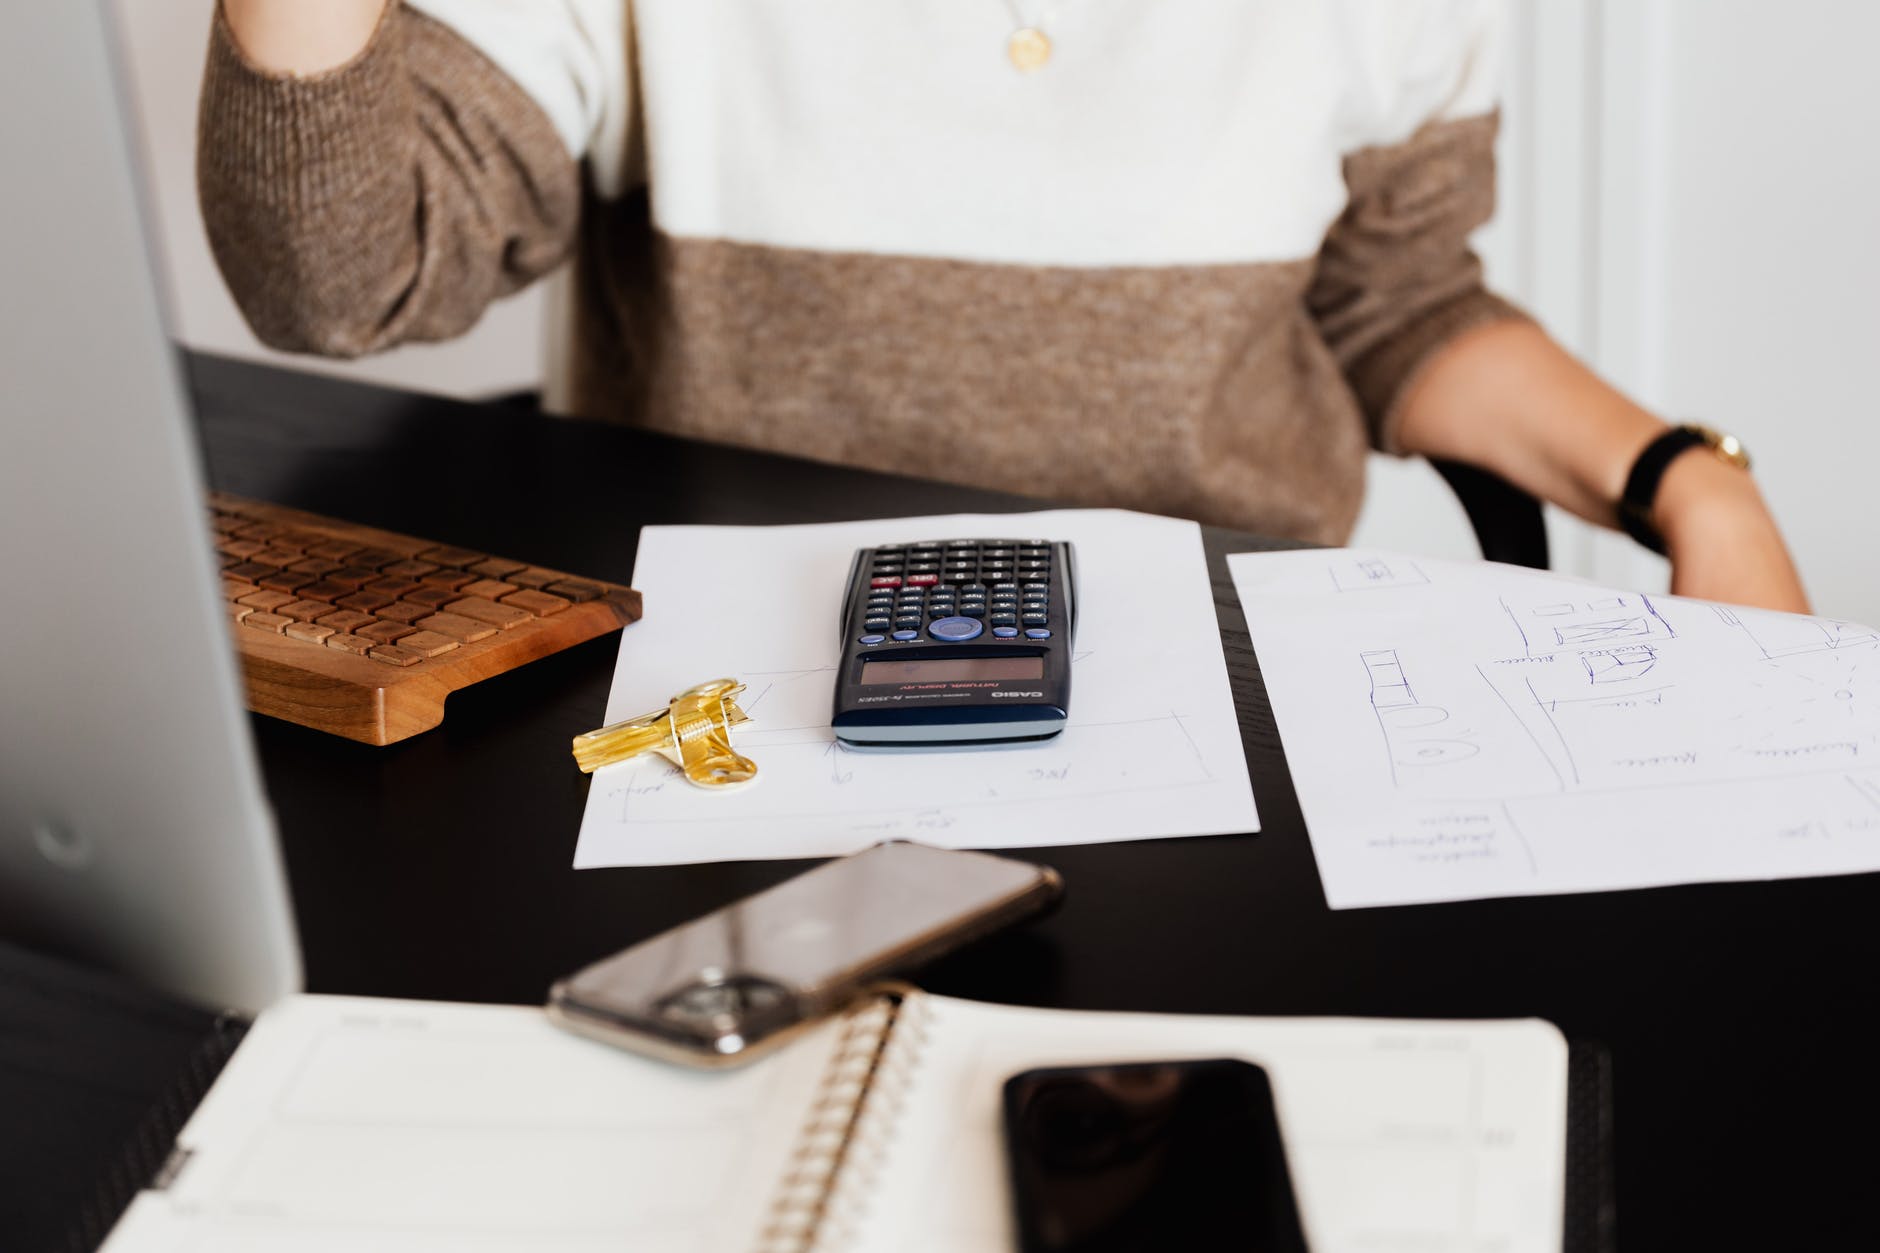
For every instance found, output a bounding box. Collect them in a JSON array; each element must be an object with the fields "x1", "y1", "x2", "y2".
[
  {"x1": 864, "y1": 617, "x2": 891, "y2": 630},
  {"x1": 992, "y1": 626, "x2": 1019, "y2": 638},
  {"x1": 1025, "y1": 628, "x2": 1053, "y2": 639},
  {"x1": 1023, "y1": 613, "x2": 1048, "y2": 625},
  {"x1": 956, "y1": 605, "x2": 986, "y2": 617},
  {"x1": 993, "y1": 582, "x2": 1017, "y2": 591},
  {"x1": 859, "y1": 634, "x2": 885, "y2": 645},
  {"x1": 981, "y1": 548, "x2": 1012, "y2": 558},
  {"x1": 991, "y1": 613, "x2": 1017, "y2": 626},
  {"x1": 869, "y1": 576, "x2": 901, "y2": 588},
  {"x1": 891, "y1": 630, "x2": 920, "y2": 641},
  {"x1": 964, "y1": 583, "x2": 987, "y2": 595},
  {"x1": 1024, "y1": 582, "x2": 1049, "y2": 591},
  {"x1": 928, "y1": 616, "x2": 984, "y2": 642},
  {"x1": 906, "y1": 574, "x2": 939, "y2": 587},
  {"x1": 894, "y1": 616, "x2": 922, "y2": 629}
]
